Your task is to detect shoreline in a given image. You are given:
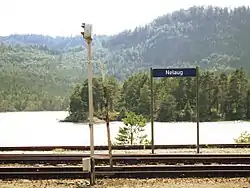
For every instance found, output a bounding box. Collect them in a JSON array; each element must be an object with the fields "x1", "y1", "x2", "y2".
[
  {"x1": 58, "y1": 119, "x2": 250, "y2": 124},
  {"x1": 0, "y1": 111, "x2": 248, "y2": 124}
]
